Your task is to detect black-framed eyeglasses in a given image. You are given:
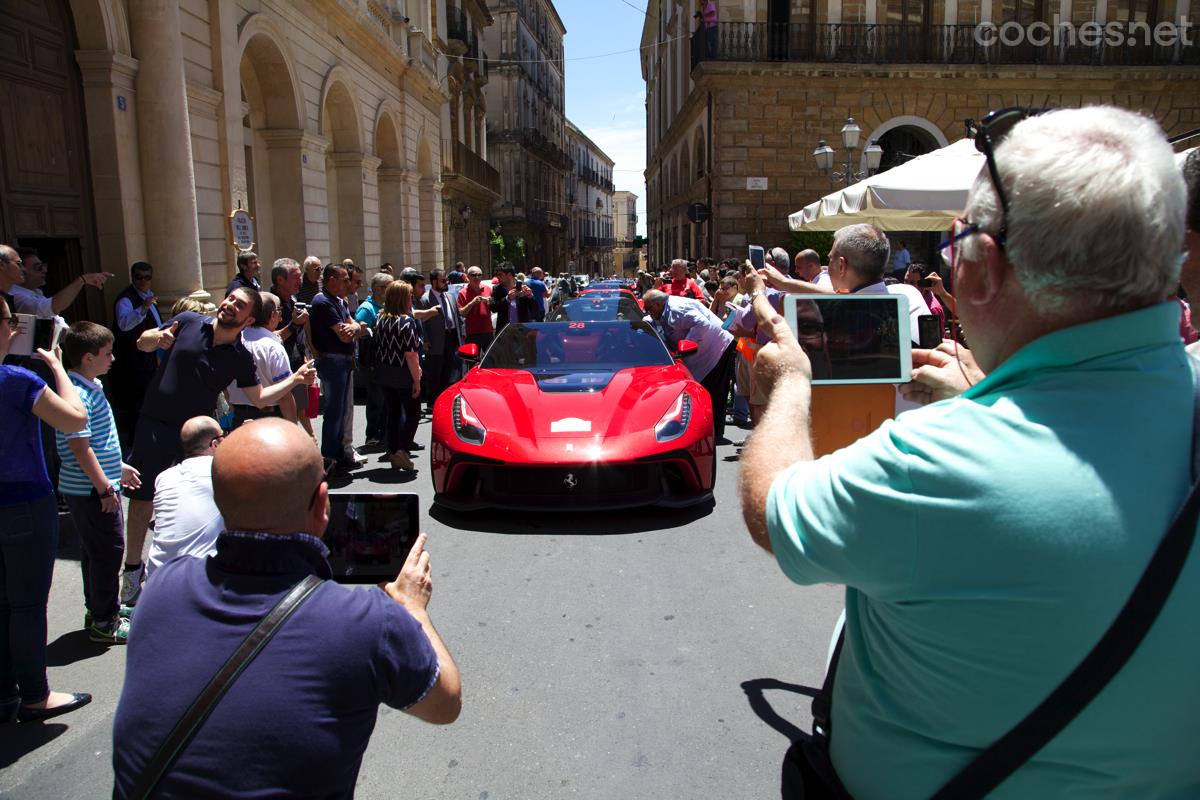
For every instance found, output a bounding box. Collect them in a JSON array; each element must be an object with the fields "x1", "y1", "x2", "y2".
[
  {"x1": 964, "y1": 107, "x2": 1050, "y2": 247},
  {"x1": 308, "y1": 457, "x2": 335, "y2": 510},
  {"x1": 2, "y1": 316, "x2": 18, "y2": 330},
  {"x1": 133, "y1": 273, "x2": 153, "y2": 282},
  {"x1": 939, "y1": 217, "x2": 981, "y2": 269}
]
